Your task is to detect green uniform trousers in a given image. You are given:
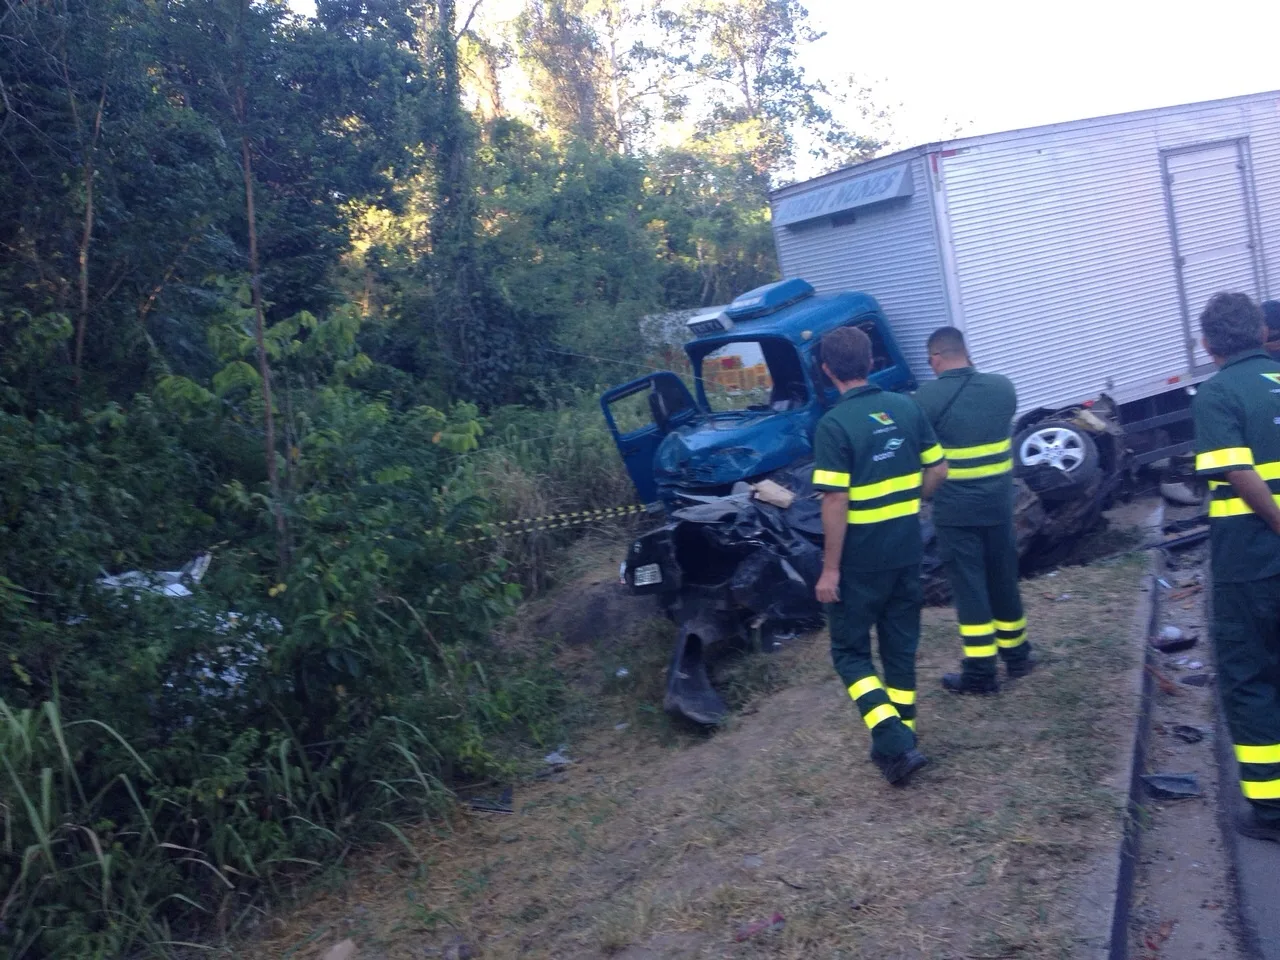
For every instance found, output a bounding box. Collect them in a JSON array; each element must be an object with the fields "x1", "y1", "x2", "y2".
[
  {"x1": 936, "y1": 521, "x2": 1030, "y2": 681},
  {"x1": 1214, "y1": 576, "x2": 1280, "y2": 823},
  {"x1": 826, "y1": 563, "x2": 920, "y2": 758}
]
